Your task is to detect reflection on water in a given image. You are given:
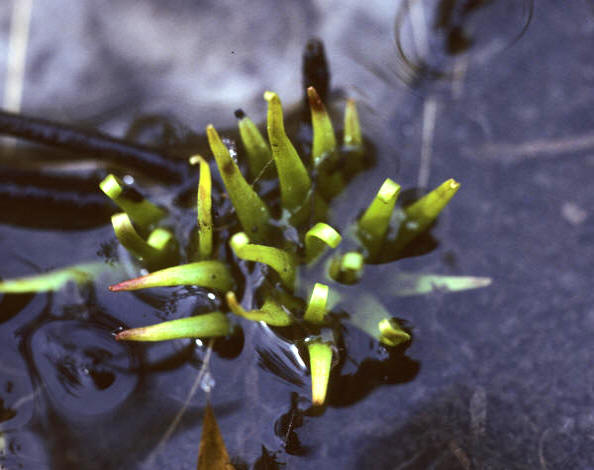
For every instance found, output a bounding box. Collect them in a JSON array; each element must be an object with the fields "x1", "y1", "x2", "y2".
[
  {"x1": 28, "y1": 321, "x2": 137, "y2": 416},
  {"x1": 393, "y1": 0, "x2": 533, "y2": 90}
]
